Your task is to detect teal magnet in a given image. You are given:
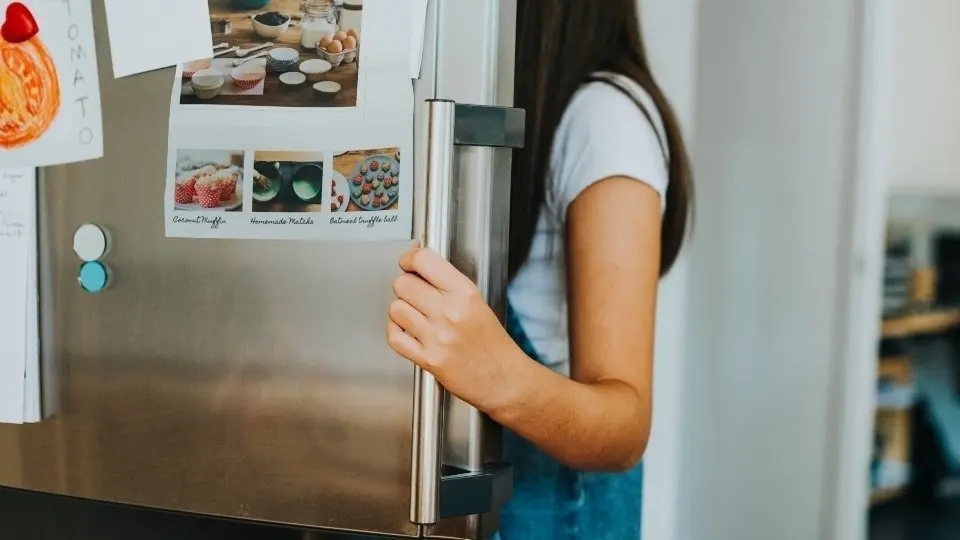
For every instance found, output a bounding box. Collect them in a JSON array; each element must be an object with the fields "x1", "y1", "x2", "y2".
[{"x1": 78, "y1": 261, "x2": 110, "y2": 294}]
